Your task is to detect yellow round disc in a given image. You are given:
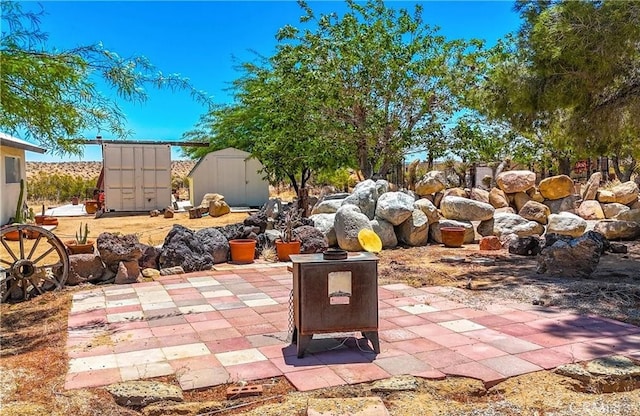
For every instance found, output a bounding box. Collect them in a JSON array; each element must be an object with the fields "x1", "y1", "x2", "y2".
[{"x1": 358, "y1": 229, "x2": 382, "y2": 253}]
